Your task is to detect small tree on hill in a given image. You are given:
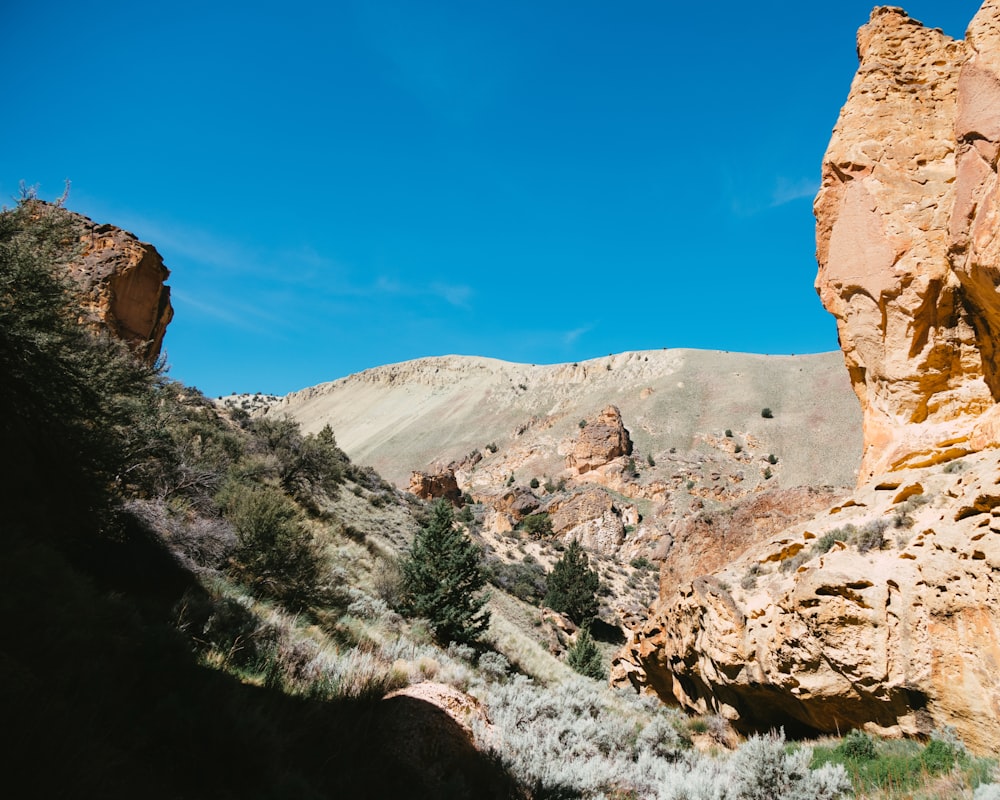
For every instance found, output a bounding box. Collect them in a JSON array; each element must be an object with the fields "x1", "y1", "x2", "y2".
[
  {"x1": 400, "y1": 499, "x2": 490, "y2": 646},
  {"x1": 566, "y1": 627, "x2": 604, "y2": 679},
  {"x1": 544, "y1": 539, "x2": 600, "y2": 625}
]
